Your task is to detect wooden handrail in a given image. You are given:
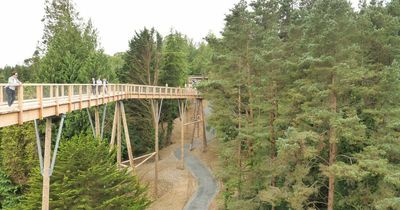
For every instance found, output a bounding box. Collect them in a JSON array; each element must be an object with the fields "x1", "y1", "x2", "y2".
[{"x1": 0, "y1": 83, "x2": 199, "y2": 106}]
